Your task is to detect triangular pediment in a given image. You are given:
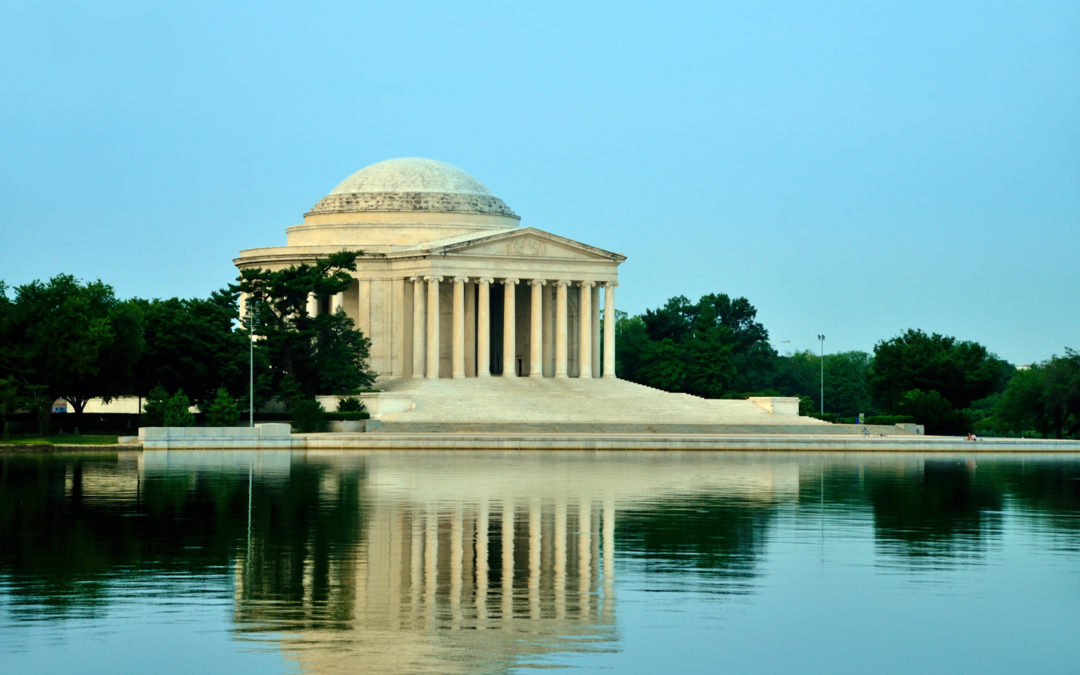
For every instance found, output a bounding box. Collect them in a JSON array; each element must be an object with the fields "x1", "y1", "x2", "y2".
[{"x1": 434, "y1": 228, "x2": 625, "y2": 262}]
